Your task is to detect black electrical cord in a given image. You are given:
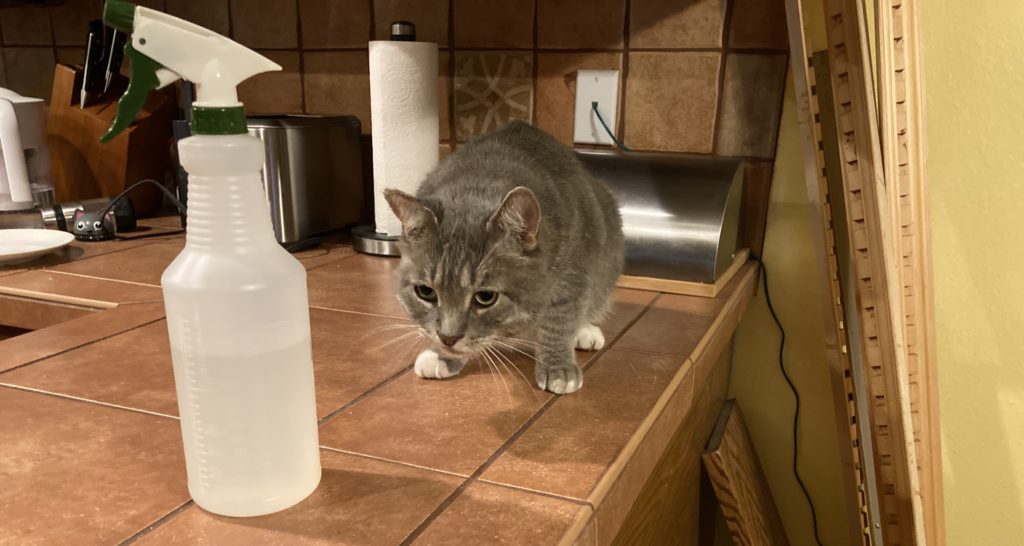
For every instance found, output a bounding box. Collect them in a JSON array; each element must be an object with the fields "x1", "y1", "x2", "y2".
[
  {"x1": 750, "y1": 253, "x2": 825, "y2": 546},
  {"x1": 100, "y1": 178, "x2": 185, "y2": 220},
  {"x1": 591, "y1": 101, "x2": 633, "y2": 152}
]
